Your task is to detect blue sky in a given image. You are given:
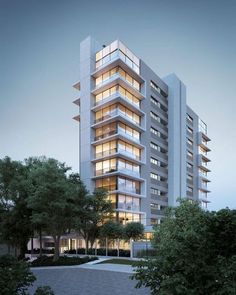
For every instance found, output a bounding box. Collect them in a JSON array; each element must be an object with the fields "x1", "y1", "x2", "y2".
[{"x1": 0, "y1": 0, "x2": 235, "y2": 210}]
